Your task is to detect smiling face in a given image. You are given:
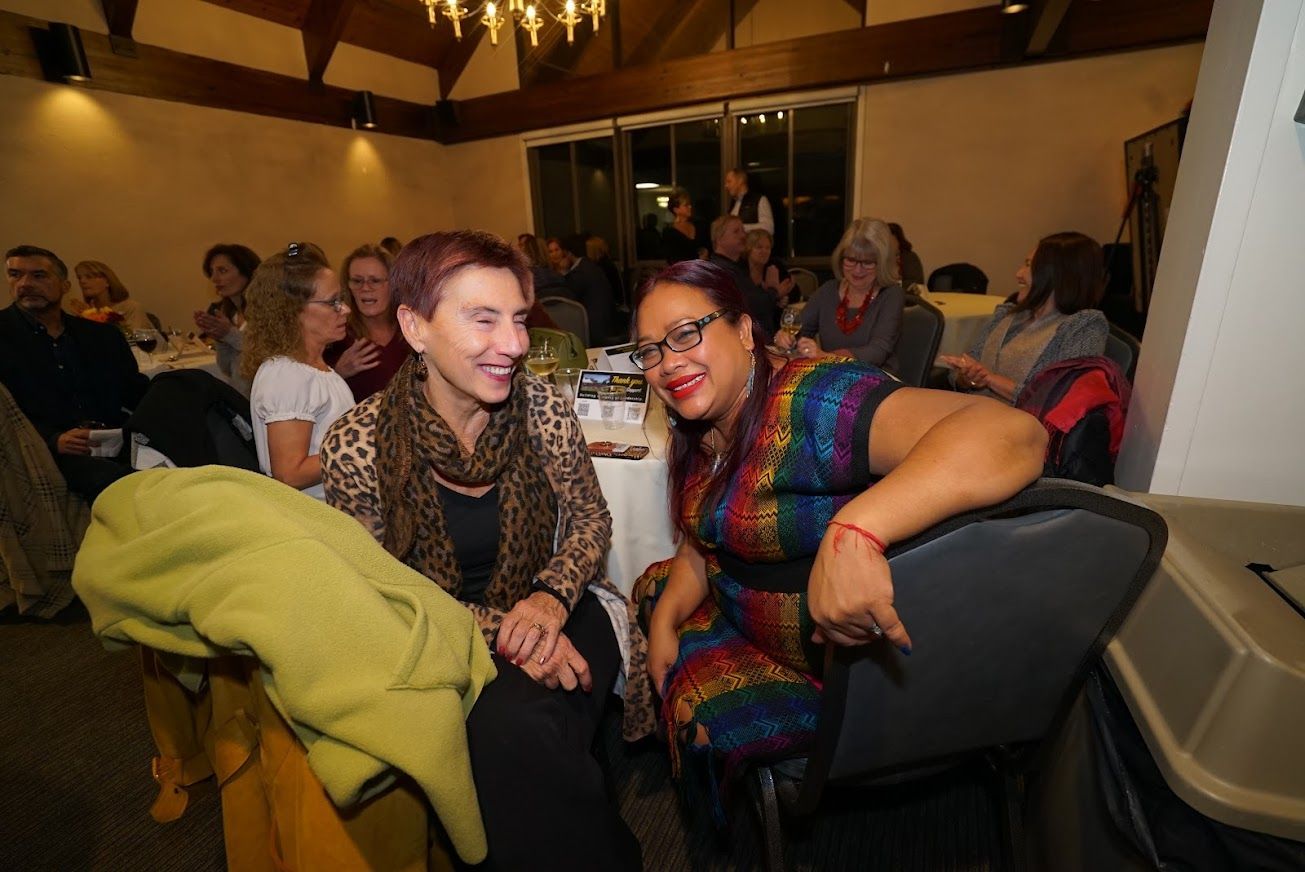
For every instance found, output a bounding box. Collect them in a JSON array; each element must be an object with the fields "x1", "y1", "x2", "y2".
[
  {"x1": 297, "y1": 268, "x2": 349, "y2": 350},
  {"x1": 1015, "y1": 248, "x2": 1035, "y2": 302},
  {"x1": 76, "y1": 268, "x2": 110, "y2": 306},
  {"x1": 747, "y1": 235, "x2": 772, "y2": 269},
  {"x1": 208, "y1": 254, "x2": 249, "y2": 300},
  {"x1": 346, "y1": 256, "x2": 392, "y2": 320},
  {"x1": 398, "y1": 266, "x2": 530, "y2": 412},
  {"x1": 6, "y1": 255, "x2": 68, "y2": 316},
  {"x1": 634, "y1": 281, "x2": 754, "y2": 426}
]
